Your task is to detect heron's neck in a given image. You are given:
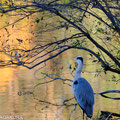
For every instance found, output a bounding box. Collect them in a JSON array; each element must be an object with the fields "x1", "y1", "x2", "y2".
[{"x1": 74, "y1": 62, "x2": 83, "y2": 80}]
